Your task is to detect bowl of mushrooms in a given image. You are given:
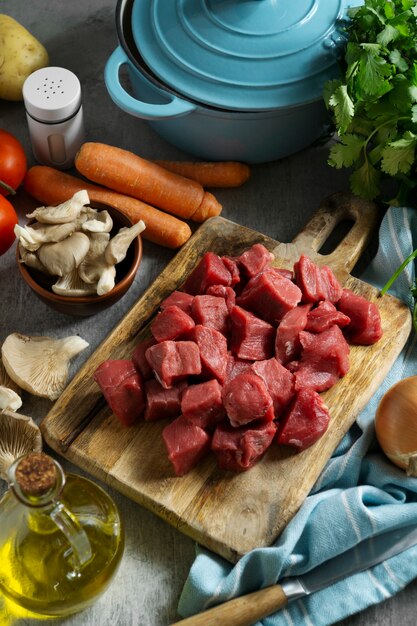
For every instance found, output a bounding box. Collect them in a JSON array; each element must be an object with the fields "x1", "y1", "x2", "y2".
[{"x1": 15, "y1": 191, "x2": 144, "y2": 316}]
